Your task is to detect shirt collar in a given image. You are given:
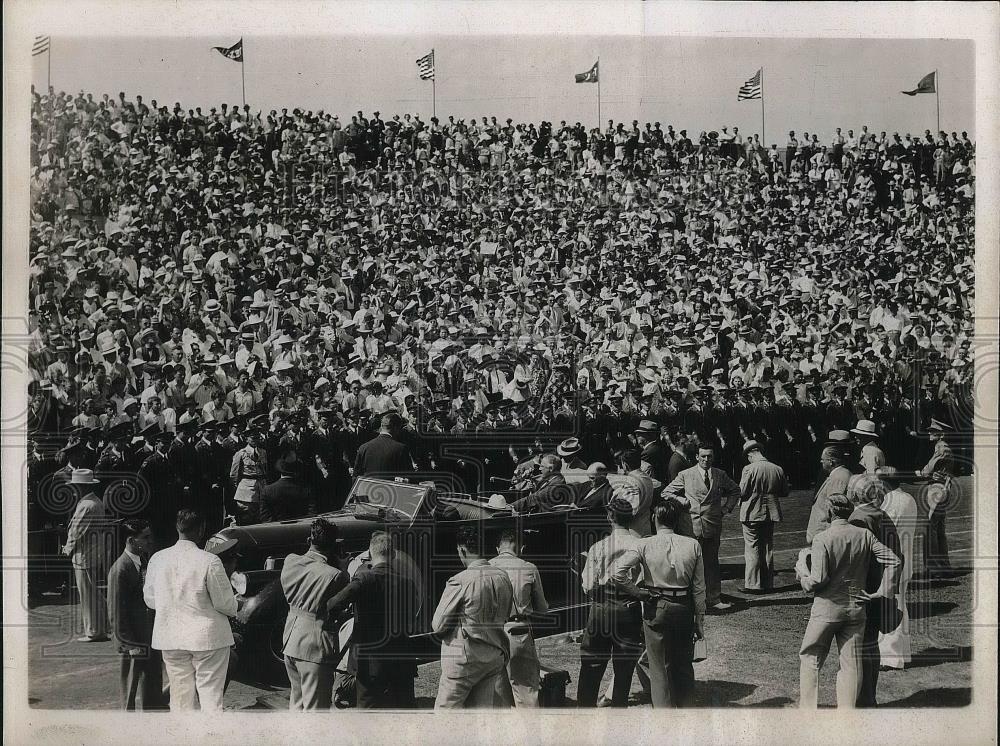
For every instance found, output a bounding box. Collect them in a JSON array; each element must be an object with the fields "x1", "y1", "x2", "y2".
[{"x1": 123, "y1": 548, "x2": 143, "y2": 569}]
